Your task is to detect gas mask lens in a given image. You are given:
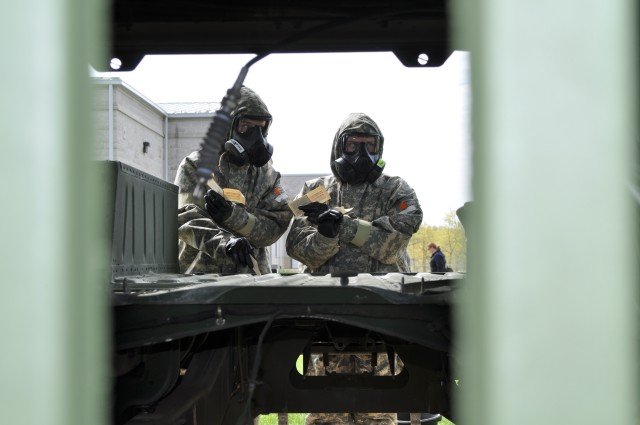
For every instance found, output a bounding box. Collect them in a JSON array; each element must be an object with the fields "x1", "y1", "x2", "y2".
[
  {"x1": 236, "y1": 117, "x2": 270, "y2": 136},
  {"x1": 343, "y1": 134, "x2": 379, "y2": 155}
]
